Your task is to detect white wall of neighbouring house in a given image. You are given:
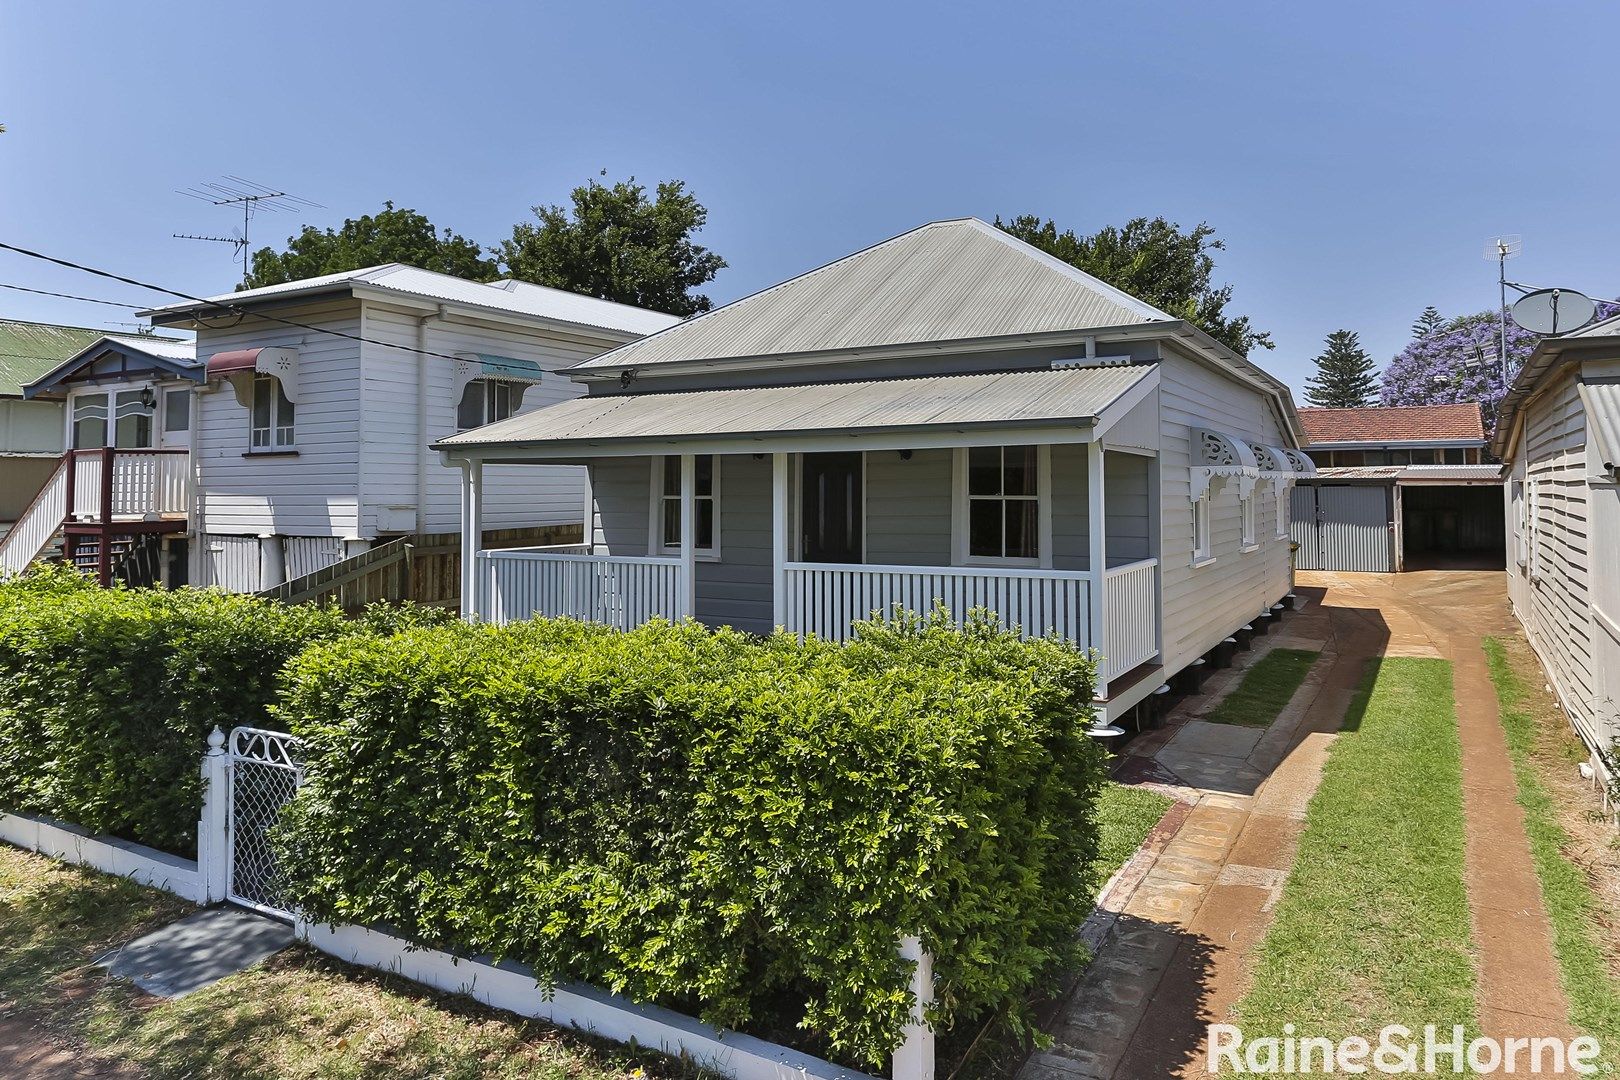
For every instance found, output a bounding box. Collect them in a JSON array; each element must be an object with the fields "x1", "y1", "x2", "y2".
[
  {"x1": 1510, "y1": 360, "x2": 1602, "y2": 753},
  {"x1": 358, "y1": 302, "x2": 615, "y2": 537},
  {"x1": 1157, "y1": 346, "x2": 1295, "y2": 679}
]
